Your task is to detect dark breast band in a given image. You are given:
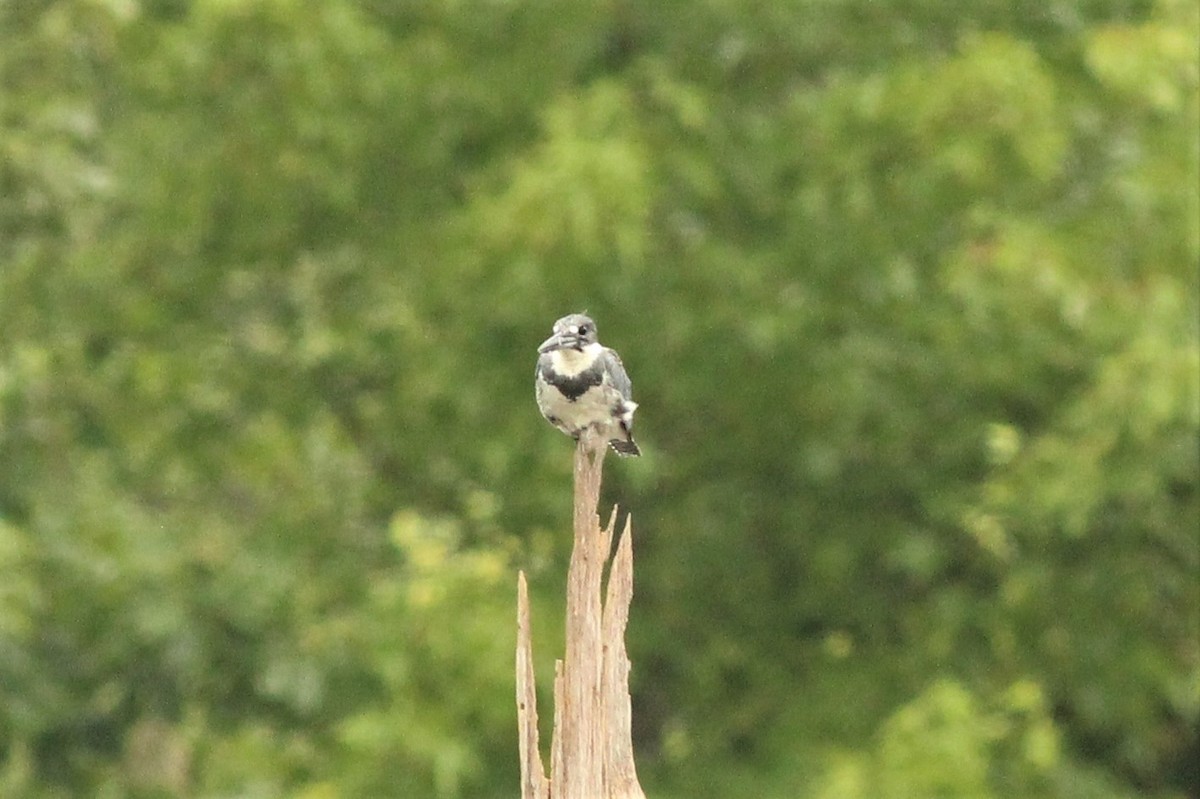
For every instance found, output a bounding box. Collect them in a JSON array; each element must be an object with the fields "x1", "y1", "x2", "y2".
[{"x1": 541, "y1": 363, "x2": 603, "y2": 401}]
